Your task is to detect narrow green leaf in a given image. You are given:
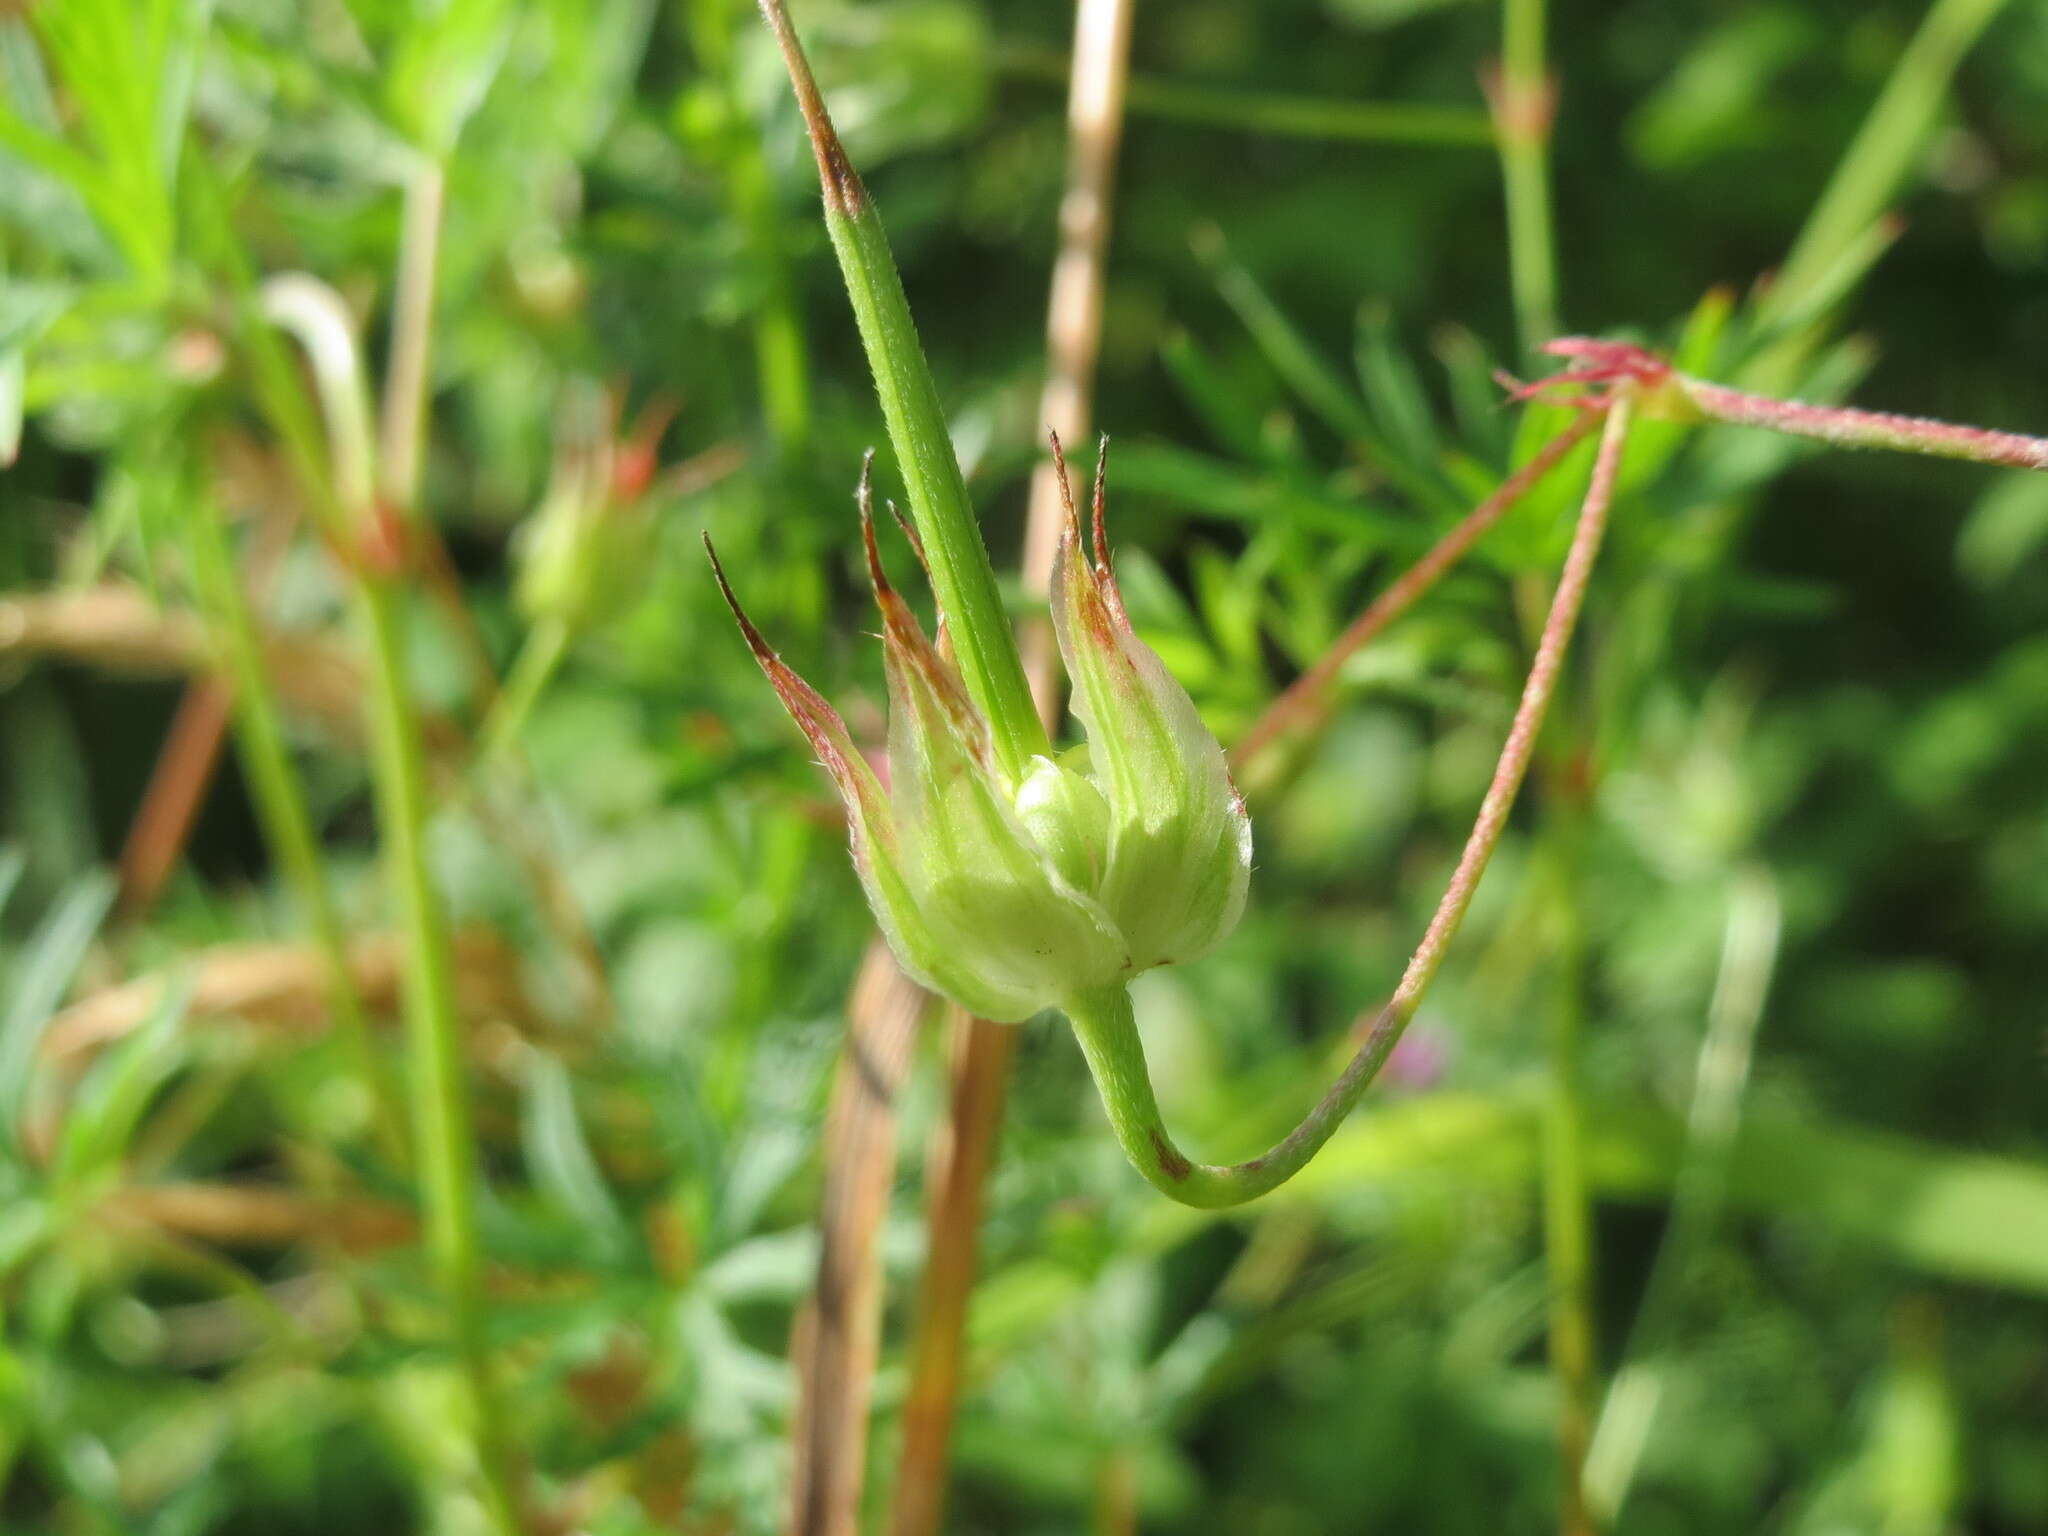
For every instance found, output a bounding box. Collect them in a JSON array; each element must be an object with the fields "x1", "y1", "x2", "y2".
[
  {"x1": 1159, "y1": 330, "x2": 1282, "y2": 467},
  {"x1": 53, "y1": 974, "x2": 189, "y2": 1188},
  {"x1": 1194, "y1": 225, "x2": 1458, "y2": 515},
  {"x1": 522, "y1": 1052, "x2": 630, "y2": 1254},
  {"x1": 1354, "y1": 302, "x2": 1442, "y2": 472},
  {"x1": 1110, "y1": 441, "x2": 1423, "y2": 552},
  {"x1": 1250, "y1": 1089, "x2": 2048, "y2": 1298},
  {"x1": 0, "y1": 872, "x2": 115, "y2": 1150}
]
